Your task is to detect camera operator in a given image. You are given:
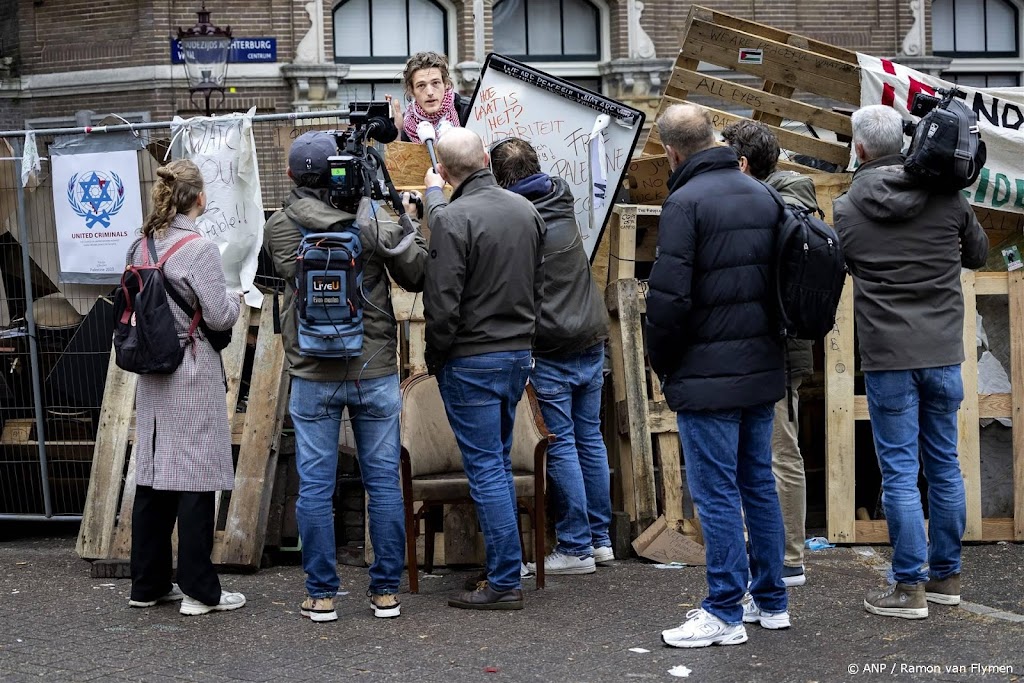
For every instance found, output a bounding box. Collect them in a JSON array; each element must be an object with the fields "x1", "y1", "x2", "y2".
[
  {"x1": 834, "y1": 105, "x2": 987, "y2": 620},
  {"x1": 263, "y1": 131, "x2": 427, "y2": 623},
  {"x1": 391, "y1": 51, "x2": 470, "y2": 144}
]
